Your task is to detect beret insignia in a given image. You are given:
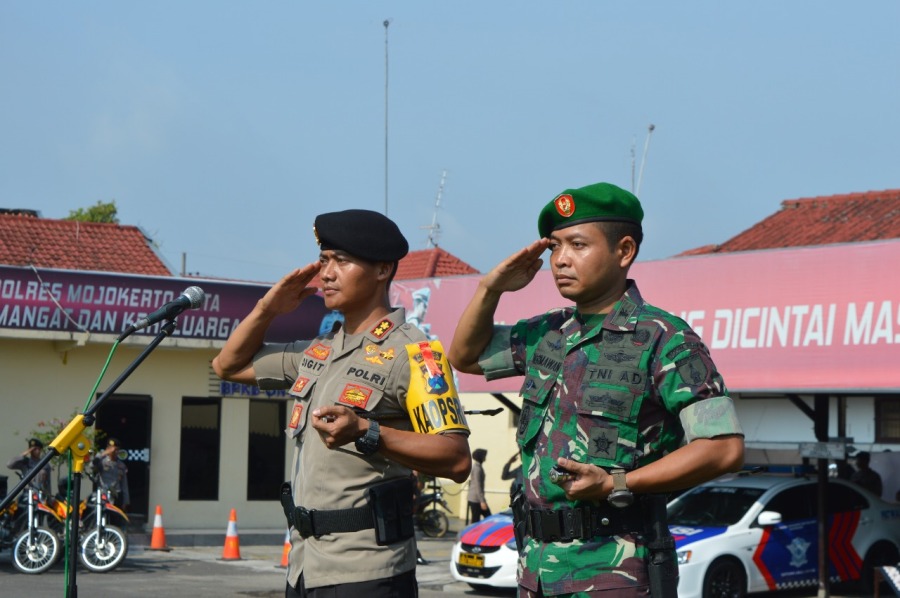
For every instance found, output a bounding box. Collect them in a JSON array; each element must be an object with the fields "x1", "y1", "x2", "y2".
[{"x1": 554, "y1": 194, "x2": 575, "y2": 218}]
